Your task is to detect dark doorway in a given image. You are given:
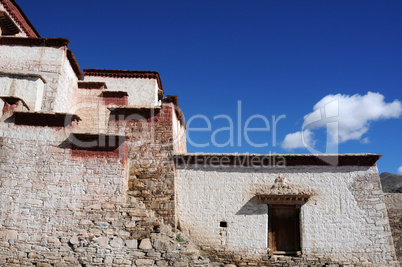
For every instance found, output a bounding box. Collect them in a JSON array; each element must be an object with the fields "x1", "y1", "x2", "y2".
[{"x1": 268, "y1": 205, "x2": 301, "y2": 255}]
